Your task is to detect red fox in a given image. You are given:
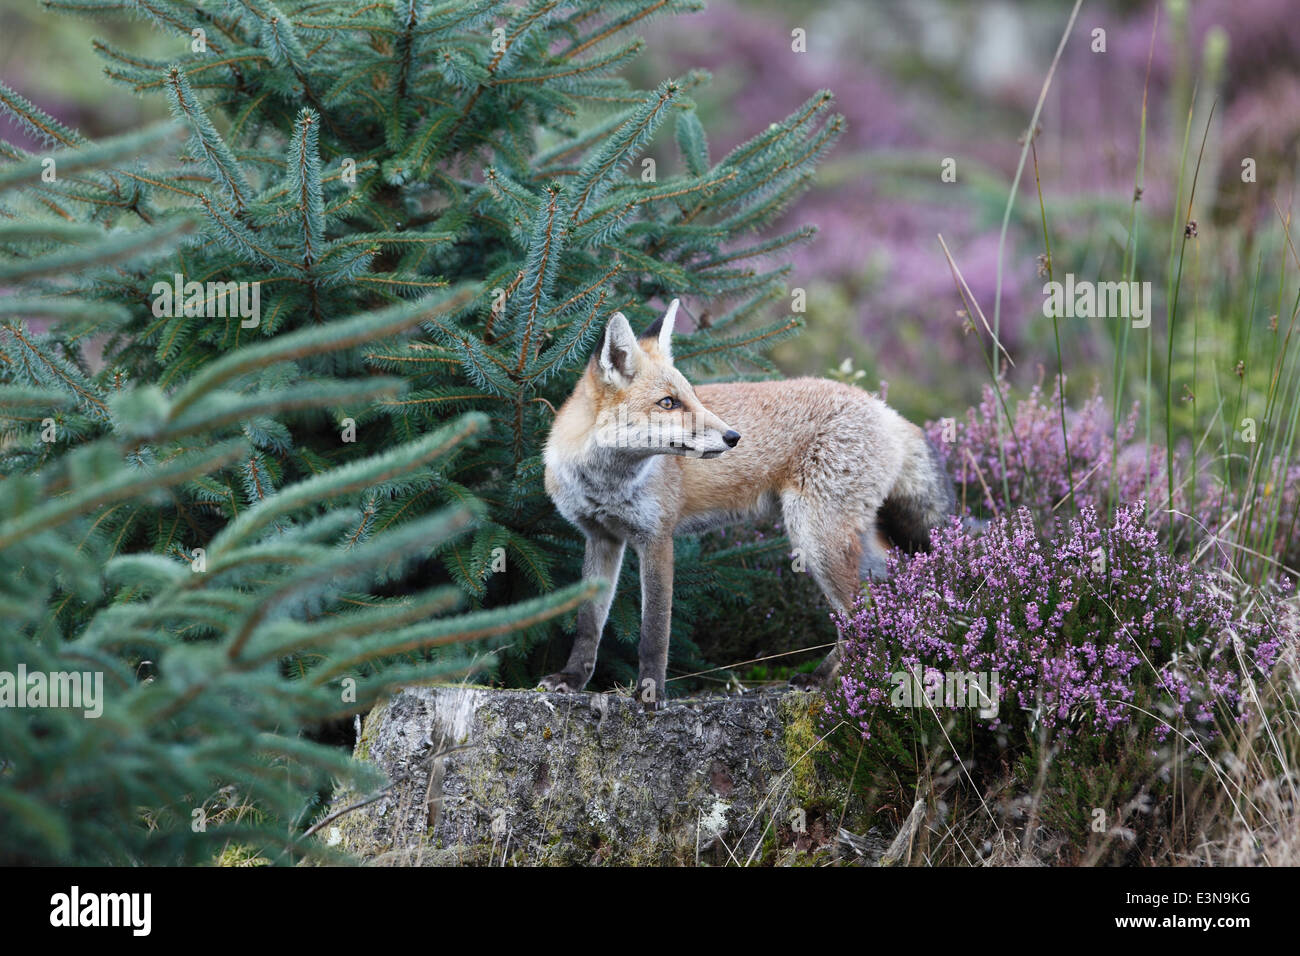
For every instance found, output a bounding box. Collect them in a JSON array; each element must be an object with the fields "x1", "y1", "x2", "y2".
[{"x1": 541, "y1": 300, "x2": 956, "y2": 704}]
